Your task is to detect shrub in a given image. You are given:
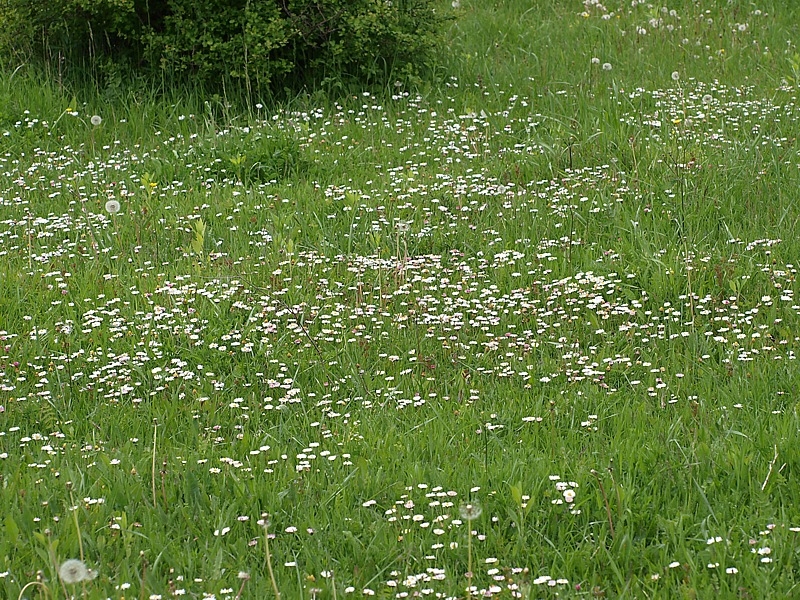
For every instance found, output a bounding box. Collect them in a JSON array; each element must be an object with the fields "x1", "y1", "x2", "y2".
[{"x1": 0, "y1": 0, "x2": 446, "y2": 90}]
